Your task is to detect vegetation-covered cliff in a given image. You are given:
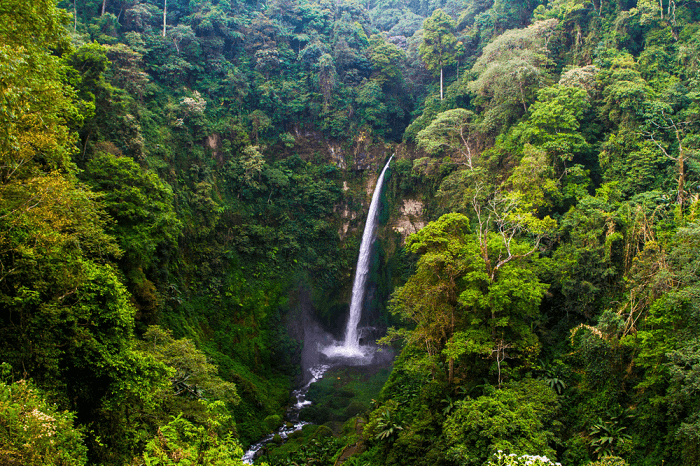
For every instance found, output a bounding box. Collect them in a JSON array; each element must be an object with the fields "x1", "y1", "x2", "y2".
[{"x1": 1, "y1": 0, "x2": 699, "y2": 464}]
